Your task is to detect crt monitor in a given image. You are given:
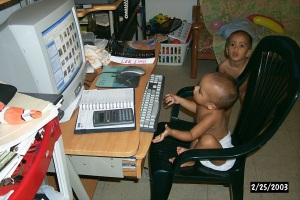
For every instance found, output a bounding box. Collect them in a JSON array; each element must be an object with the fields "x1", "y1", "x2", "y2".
[{"x1": 0, "y1": 0, "x2": 87, "y2": 121}]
